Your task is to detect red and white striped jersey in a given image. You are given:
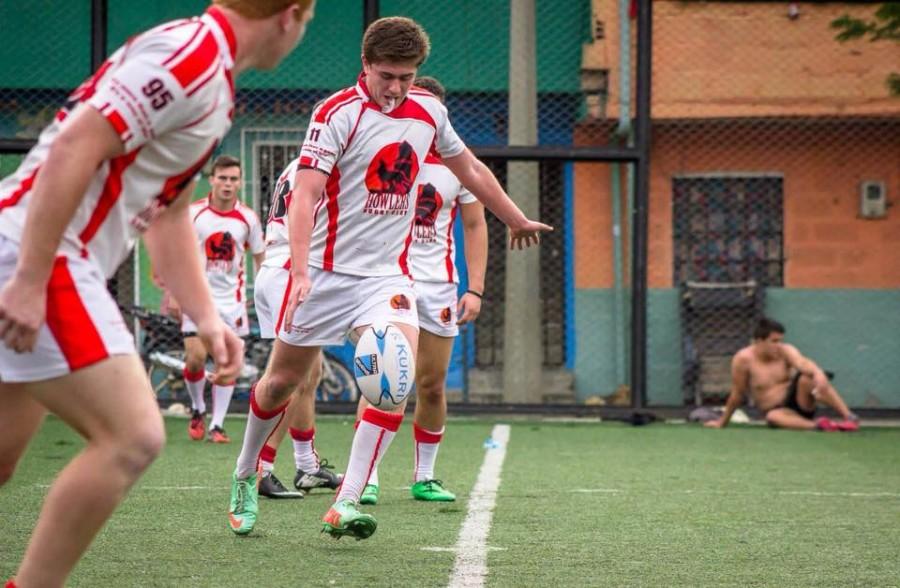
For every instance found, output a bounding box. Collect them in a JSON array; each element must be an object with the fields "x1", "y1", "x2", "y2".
[
  {"x1": 189, "y1": 196, "x2": 264, "y2": 307},
  {"x1": 0, "y1": 7, "x2": 237, "y2": 279},
  {"x1": 409, "y1": 155, "x2": 477, "y2": 284},
  {"x1": 262, "y1": 76, "x2": 466, "y2": 277}
]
